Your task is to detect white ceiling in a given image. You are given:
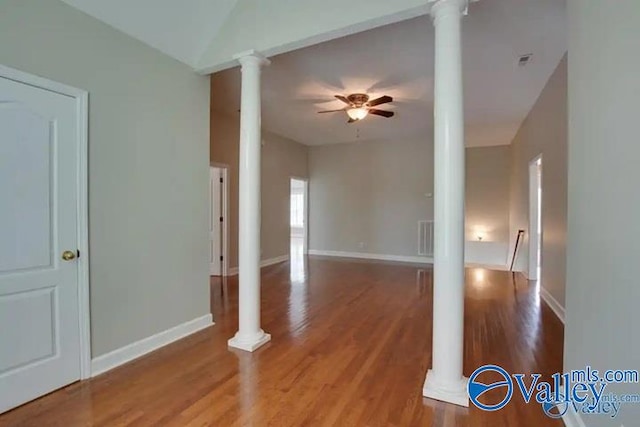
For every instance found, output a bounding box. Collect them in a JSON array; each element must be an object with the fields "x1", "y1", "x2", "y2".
[
  {"x1": 60, "y1": 0, "x2": 431, "y2": 72},
  {"x1": 61, "y1": 0, "x2": 238, "y2": 67},
  {"x1": 211, "y1": 0, "x2": 567, "y2": 147}
]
